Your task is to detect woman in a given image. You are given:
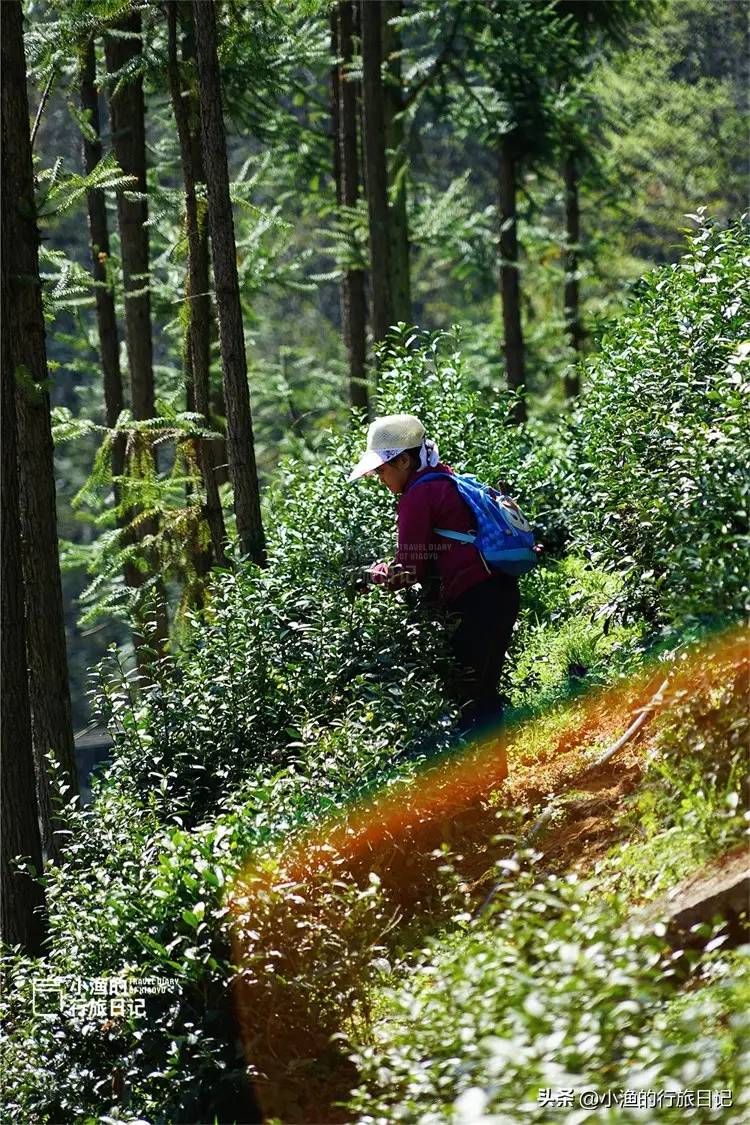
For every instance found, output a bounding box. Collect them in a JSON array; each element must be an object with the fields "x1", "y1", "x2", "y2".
[{"x1": 348, "y1": 413, "x2": 520, "y2": 737}]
